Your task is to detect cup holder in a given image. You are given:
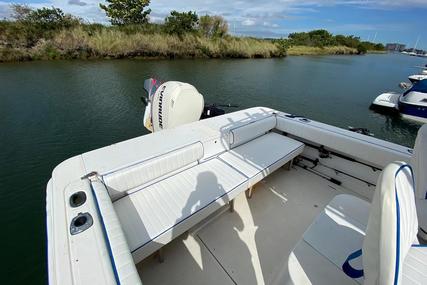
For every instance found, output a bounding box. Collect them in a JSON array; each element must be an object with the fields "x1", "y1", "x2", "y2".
[
  {"x1": 69, "y1": 191, "x2": 87, "y2": 208},
  {"x1": 70, "y1": 212, "x2": 93, "y2": 235}
]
